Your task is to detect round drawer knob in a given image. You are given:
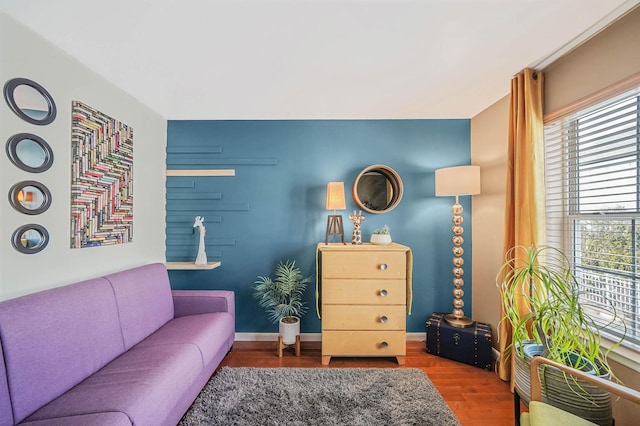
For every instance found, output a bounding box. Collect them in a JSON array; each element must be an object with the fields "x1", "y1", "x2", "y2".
[
  {"x1": 380, "y1": 263, "x2": 388, "y2": 270},
  {"x1": 380, "y1": 315, "x2": 388, "y2": 323},
  {"x1": 380, "y1": 341, "x2": 389, "y2": 349},
  {"x1": 379, "y1": 289, "x2": 388, "y2": 297}
]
